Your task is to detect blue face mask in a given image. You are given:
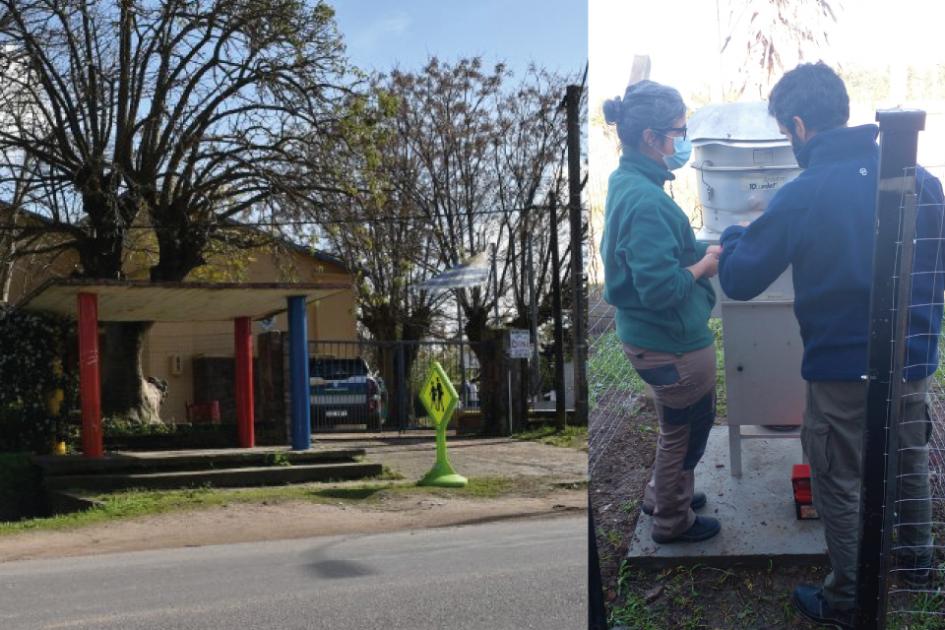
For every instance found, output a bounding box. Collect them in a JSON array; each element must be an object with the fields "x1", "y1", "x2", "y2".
[{"x1": 663, "y1": 136, "x2": 692, "y2": 170}]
